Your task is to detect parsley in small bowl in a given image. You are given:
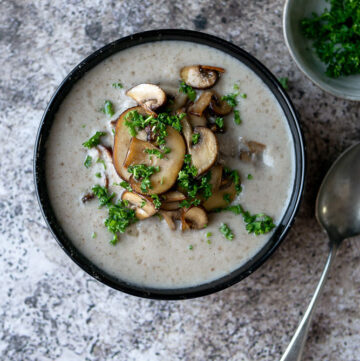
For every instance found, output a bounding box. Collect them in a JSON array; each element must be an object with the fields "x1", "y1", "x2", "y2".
[{"x1": 283, "y1": 0, "x2": 360, "y2": 100}]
